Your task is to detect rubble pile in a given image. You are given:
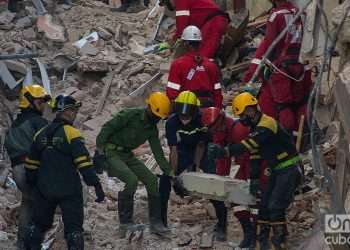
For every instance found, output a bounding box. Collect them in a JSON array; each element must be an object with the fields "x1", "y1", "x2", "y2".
[{"x1": 0, "y1": 0, "x2": 332, "y2": 249}]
